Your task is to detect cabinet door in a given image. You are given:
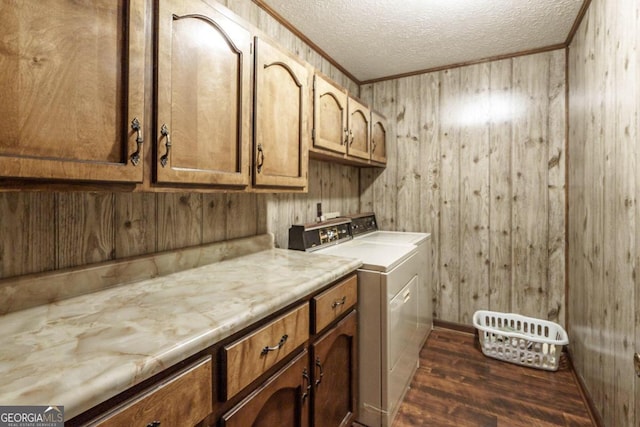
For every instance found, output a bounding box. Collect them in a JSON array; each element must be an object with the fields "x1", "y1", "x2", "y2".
[
  {"x1": 155, "y1": 0, "x2": 251, "y2": 187},
  {"x1": 312, "y1": 310, "x2": 357, "y2": 427},
  {"x1": 0, "y1": 0, "x2": 145, "y2": 183},
  {"x1": 347, "y1": 98, "x2": 370, "y2": 161},
  {"x1": 253, "y1": 37, "x2": 310, "y2": 190},
  {"x1": 370, "y1": 112, "x2": 387, "y2": 164},
  {"x1": 221, "y1": 350, "x2": 310, "y2": 427},
  {"x1": 313, "y1": 73, "x2": 348, "y2": 155}
]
